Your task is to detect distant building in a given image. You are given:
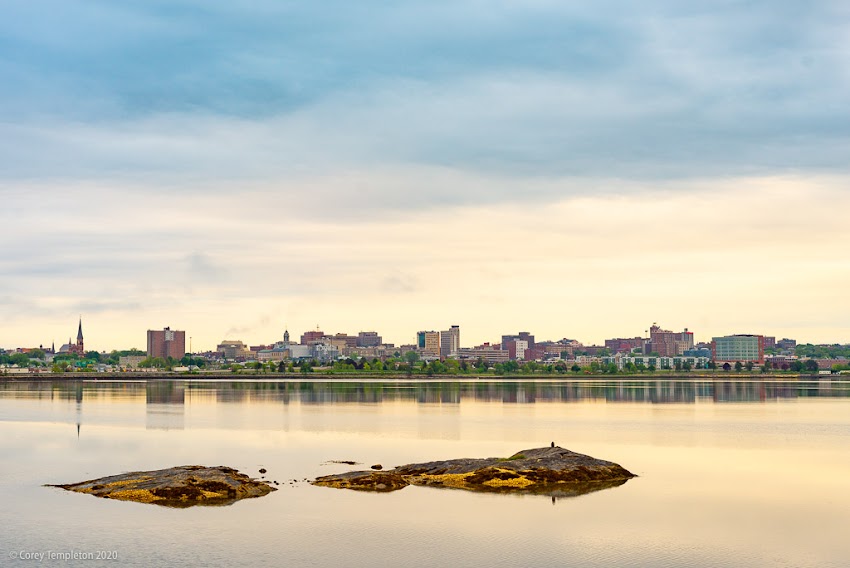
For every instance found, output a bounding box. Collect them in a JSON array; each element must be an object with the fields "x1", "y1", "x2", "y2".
[
  {"x1": 119, "y1": 355, "x2": 146, "y2": 368},
  {"x1": 301, "y1": 330, "x2": 326, "y2": 345},
  {"x1": 440, "y1": 325, "x2": 460, "y2": 358},
  {"x1": 147, "y1": 327, "x2": 186, "y2": 360},
  {"x1": 501, "y1": 332, "x2": 534, "y2": 351},
  {"x1": 458, "y1": 343, "x2": 509, "y2": 364},
  {"x1": 421, "y1": 331, "x2": 440, "y2": 358},
  {"x1": 357, "y1": 331, "x2": 382, "y2": 347},
  {"x1": 711, "y1": 335, "x2": 765, "y2": 364},
  {"x1": 416, "y1": 331, "x2": 426, "y2": 349},
  {"x1": 59, "y1": 318, "x2": 85, "y2": 355},
  {"x1": 604, "y1": 337, "x2": 649, "y2": 354},
  {"x1": 684, "y1": 347, "x2": 712, "y2": 358},
  {"x1": 216, "y1": 339, "x2": 252, "y2": 360},
  {"x1": 507, "y1": 339, "x2": 529, "y2": 361},
  {"x1": 763, "y1": 336, "x2": 776, "y2": 350},
  {"x1": 649, "y1": 324, "x2": 694, "y2": 357},
  {"x1": 777, "y1": 338, "x2": 797, "y2": 351}
]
